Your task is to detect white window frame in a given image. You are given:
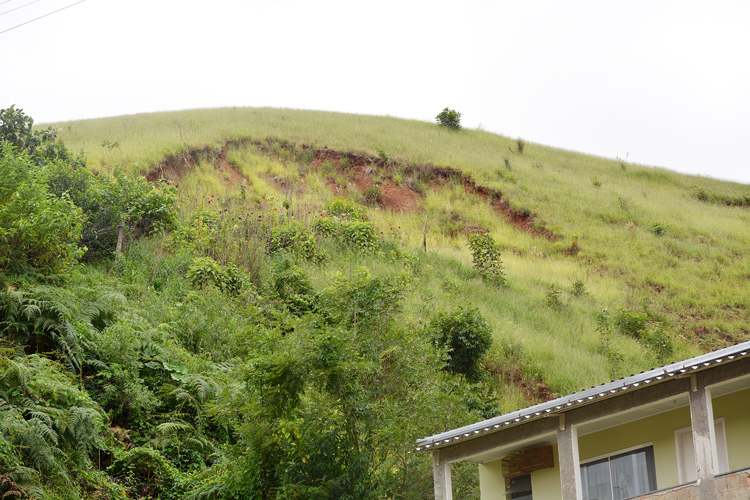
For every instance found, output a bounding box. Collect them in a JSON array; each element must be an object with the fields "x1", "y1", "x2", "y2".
[{"x1": 674, "y1": 417, "x2": 729, "y2": 484}]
